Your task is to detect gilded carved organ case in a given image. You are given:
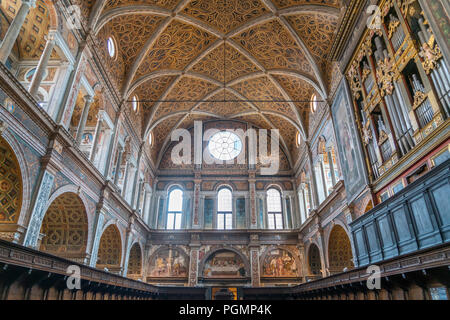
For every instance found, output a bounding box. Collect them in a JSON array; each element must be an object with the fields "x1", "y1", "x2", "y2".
[{"x1": 346, "y1": 0, "x2": 449, "y2": 182}]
